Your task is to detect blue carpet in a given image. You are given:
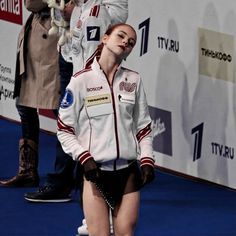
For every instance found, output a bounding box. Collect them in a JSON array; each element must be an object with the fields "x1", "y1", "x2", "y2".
[{"x1": 0, "y1": 117, "x2": 236, "y2": 236}]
